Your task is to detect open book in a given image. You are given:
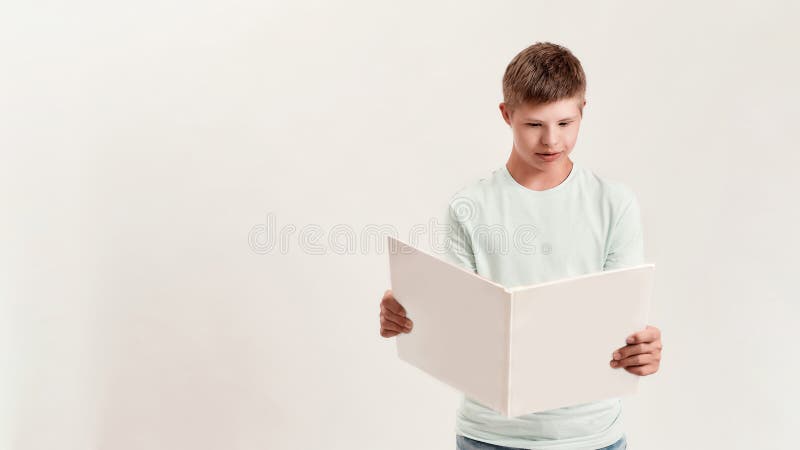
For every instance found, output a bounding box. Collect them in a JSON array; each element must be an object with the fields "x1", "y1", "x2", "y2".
[{"x1": 387, "y1": 236, "x2": 655, "y2": 417}]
